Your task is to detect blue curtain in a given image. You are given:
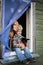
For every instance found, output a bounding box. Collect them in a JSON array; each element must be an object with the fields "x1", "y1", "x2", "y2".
[{"x1": 0, "y1": 0, "x2": 32, "y2": 54}]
